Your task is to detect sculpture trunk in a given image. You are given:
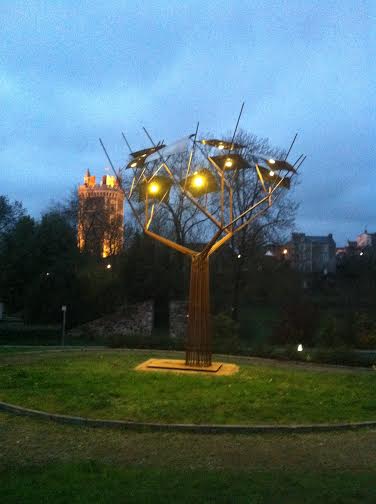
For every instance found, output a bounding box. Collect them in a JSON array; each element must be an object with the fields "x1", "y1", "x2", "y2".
[{"x1": 185, "y1": 253, "x2": 212, "y2": 366}]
